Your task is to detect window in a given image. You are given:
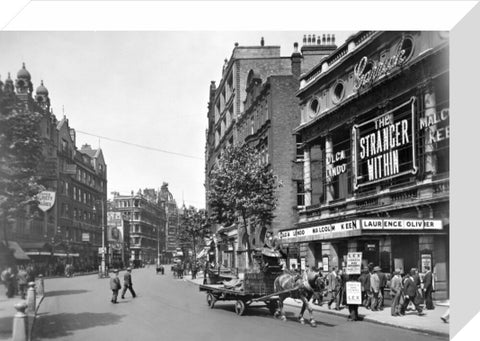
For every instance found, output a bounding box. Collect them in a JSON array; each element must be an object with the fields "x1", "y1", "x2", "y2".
[
  {"x1": 332, "y1": 81, "x2": 345, "y2": 103},
  {"x1": 250, "y1": 117, "x2": 254, "y2": 135},
  {"x1": 297, "y1": 181, "x2": 305, "y2": 207},
  {"x1": 309, "y1": 98, "x2": 320, "y2": 117},
  {"x1": 296, "y1": 135, "x2": 304, "y2": 161}
]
